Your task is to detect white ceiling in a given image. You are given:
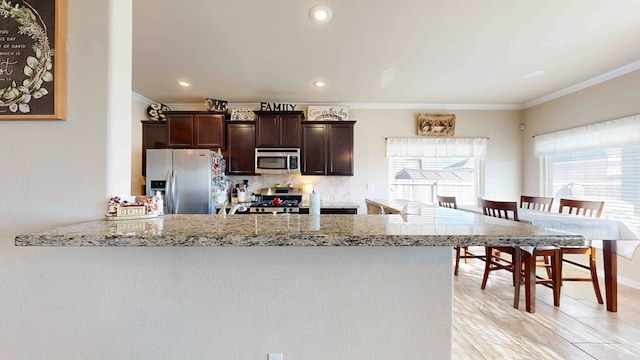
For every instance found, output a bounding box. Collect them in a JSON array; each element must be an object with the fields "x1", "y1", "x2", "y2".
[{"x1": 132, "y1": 0, "x2": 640, "y2": 108}]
